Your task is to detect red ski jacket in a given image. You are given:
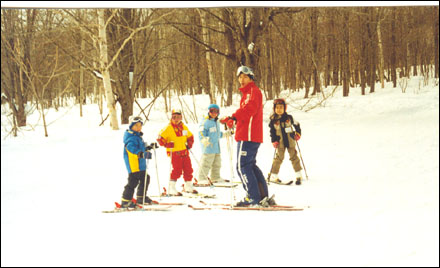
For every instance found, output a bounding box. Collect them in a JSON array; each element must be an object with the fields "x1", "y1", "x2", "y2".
[{"x1": 232, "y1": 81, "x2": 263, "y2": 143}]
